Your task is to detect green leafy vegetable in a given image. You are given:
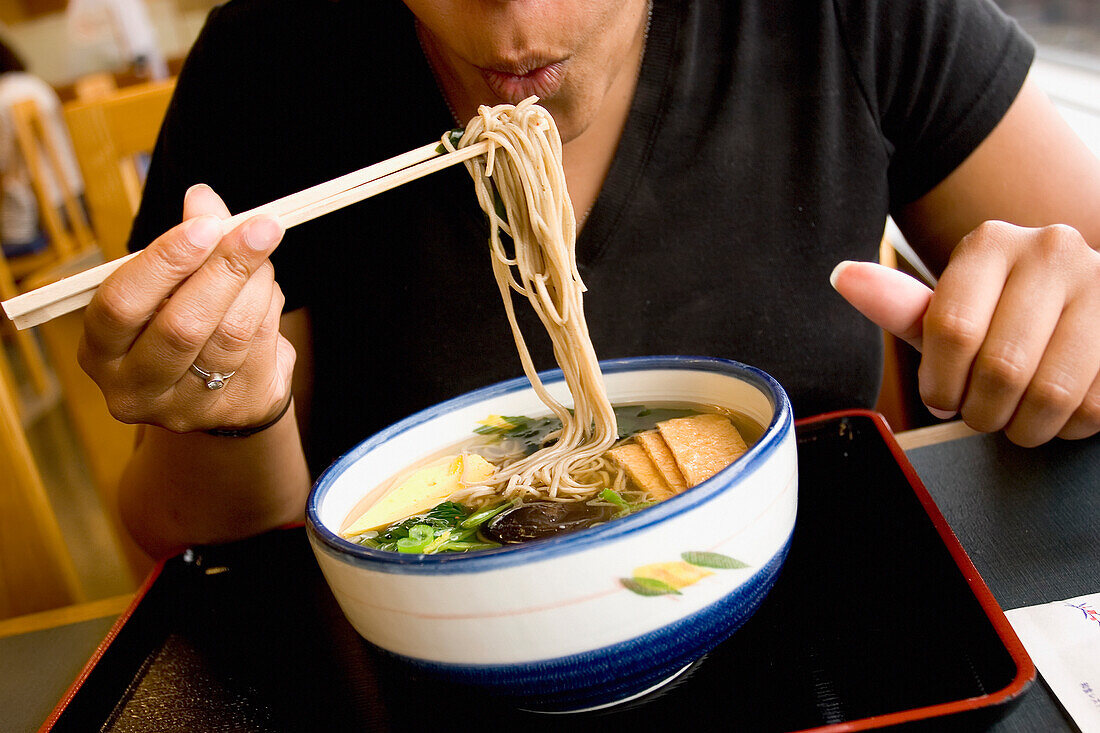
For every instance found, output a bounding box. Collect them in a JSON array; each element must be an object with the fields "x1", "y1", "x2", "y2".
[
  {"x1": 681, "y1": 551, "x2": 749, "y2": 569},
  {"x1": 478, "y1": 406, "x2": 699, "y2": 449},
  {"x1": 473, "y1": 415, "x2": 534, "y2": 436},
  {"x1": 357, "y1": 500, "x2": 507, "y2": 555},
  {"x1": 472, "y1": 414, "x2": 563, "y2": 455},
  {"x1": 461, "y1": 501, "x2": 513, "y2": 529},
  {"x1": 599, "y1": 489, "x2": 656, "y2": 518},
  {"x1": 422, "y1": 529, "x2": 454, "y2": 554},
  {"x1": 434, "y1": 128, "x2": 465, "y2": 154},
  {"x1": 377, "y1": 501, "x2": 468, "y2": 541},
  {"x1": 621, "y1": 577, "x2": 681, "y2": 596},
  {"x1": 599, "y1": 488, "x2": 630, "y2": 512},
  {"x1": 613, "y1": 405, "x2": 697, "y2": 440},
  {"x1": 491, "y1": 185, "x2": 508, "y2": 224},
  {"x1": 440, "y1": 541, "x2": 500, "y2": 551},
  {"x1": 396, "y1": 524, "x2": 435, "y2": 553}
]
